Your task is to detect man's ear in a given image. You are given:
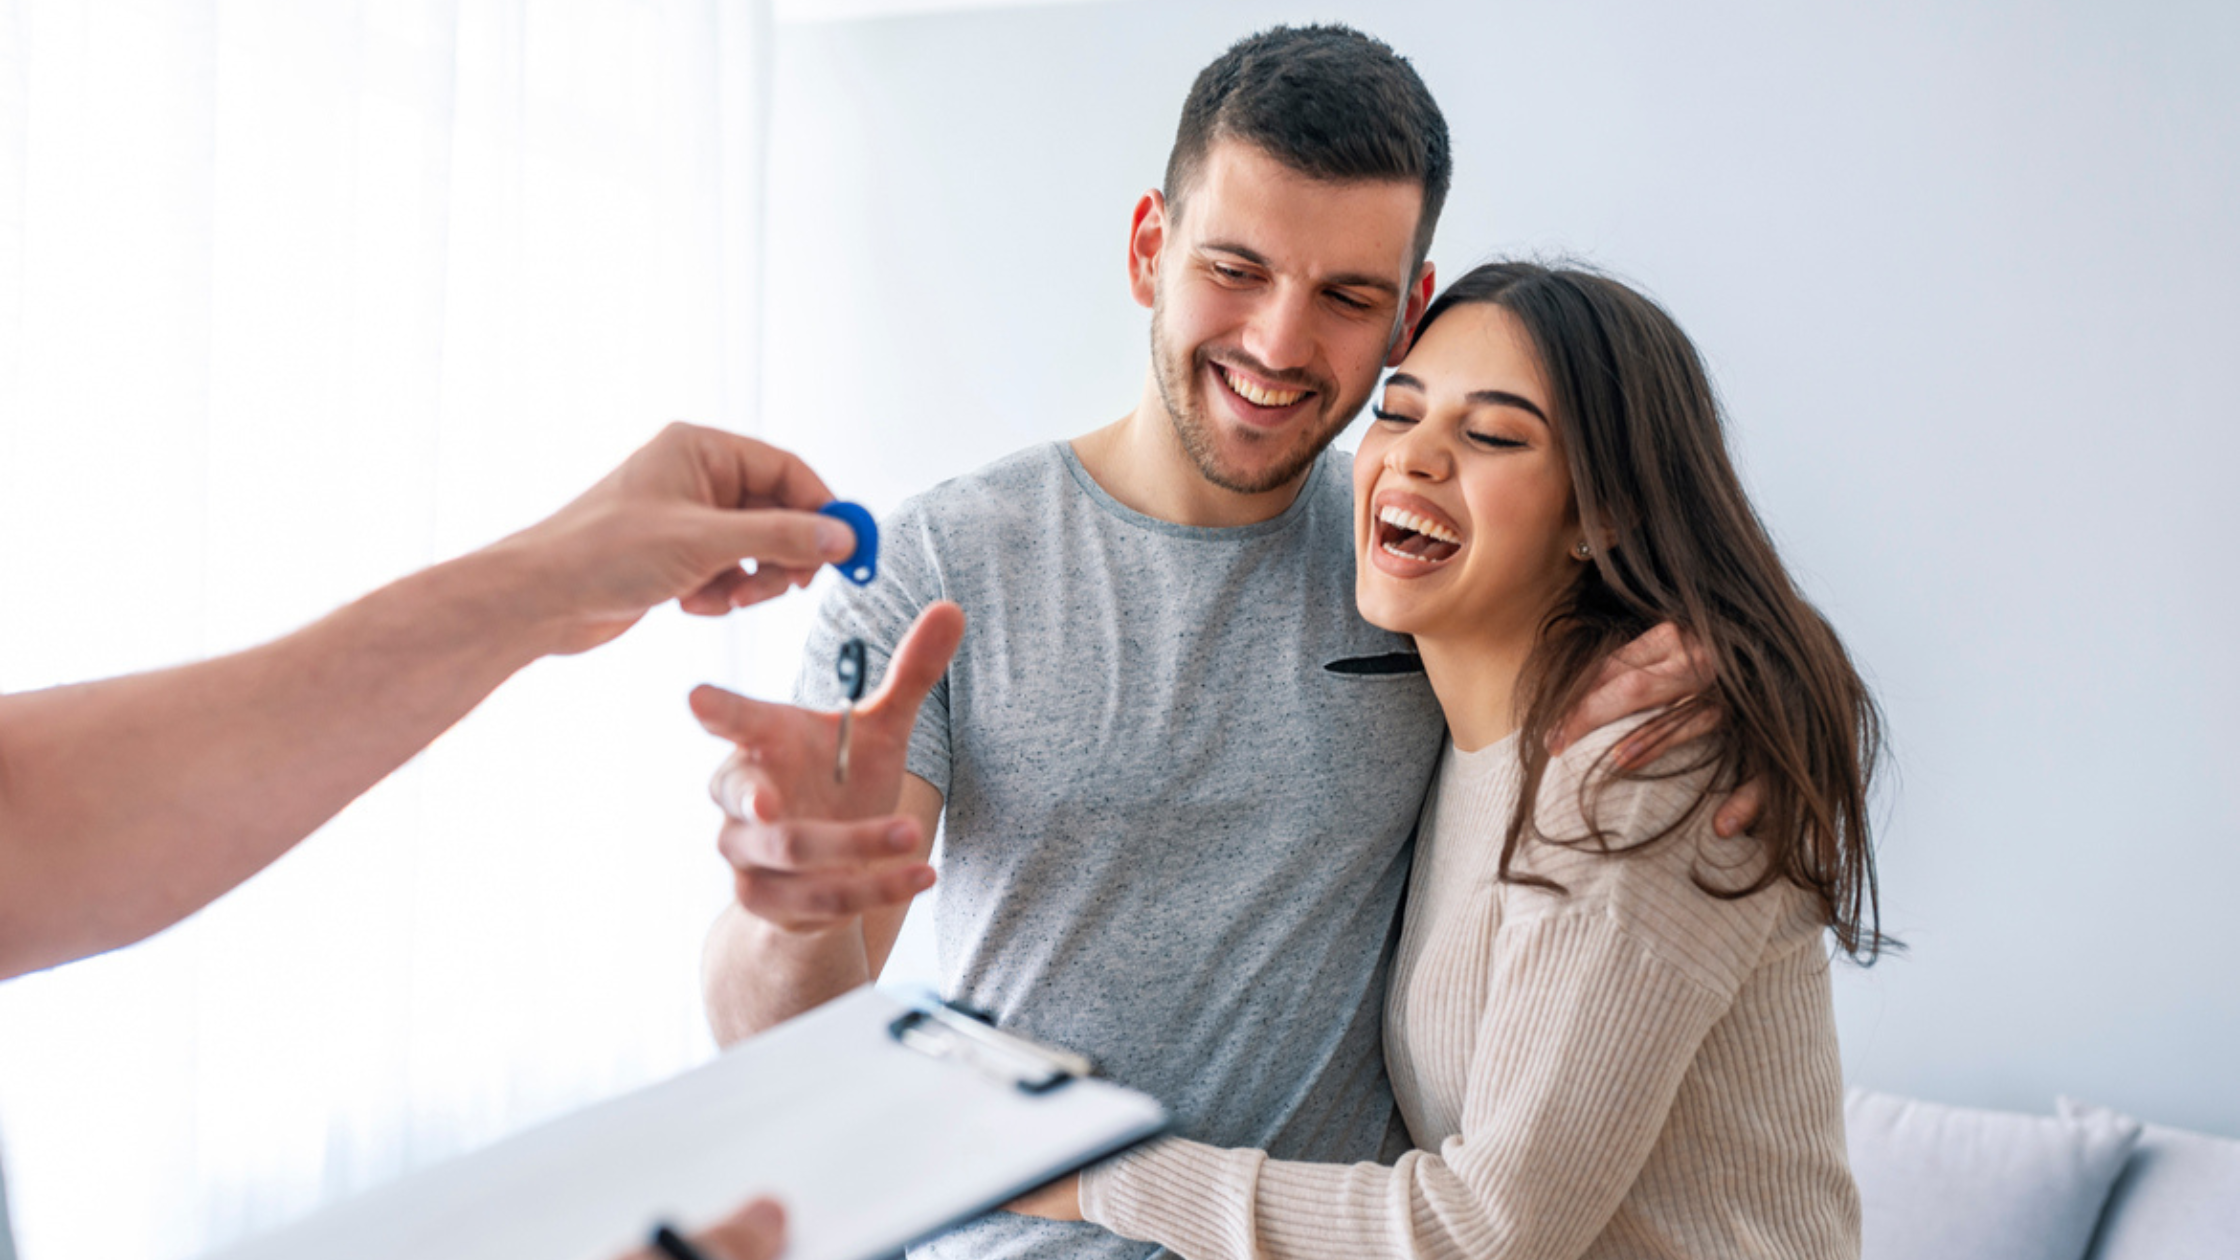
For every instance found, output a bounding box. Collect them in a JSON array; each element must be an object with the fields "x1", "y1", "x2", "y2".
[
  {"x1": 1127, "y1": 190, "x2": 1168, "y2": 310},
  {"x1": 1384, "y1": 260, "x2": 1438, "y2": 368}
]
